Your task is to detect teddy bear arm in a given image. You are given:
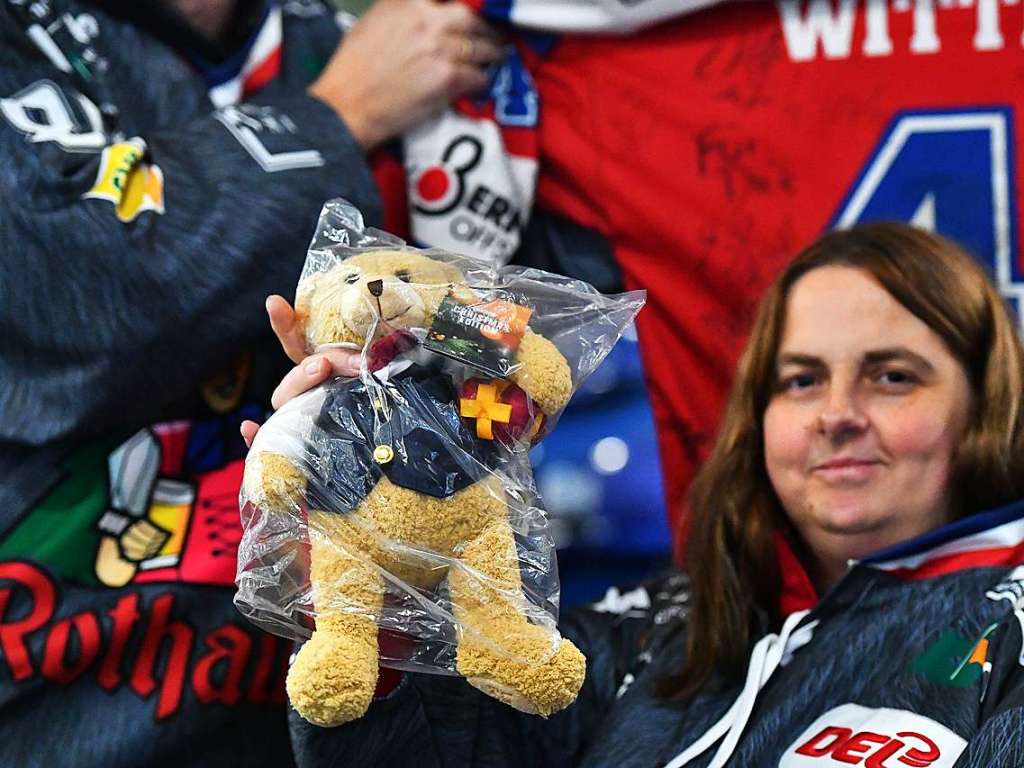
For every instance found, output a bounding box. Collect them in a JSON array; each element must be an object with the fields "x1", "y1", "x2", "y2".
[
  {"x1": 509, "y1": 329, "x2": 573, "y2": 418},
  {"x1": 242, "y1": 451, "x2": 308, "y2": 516}
]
